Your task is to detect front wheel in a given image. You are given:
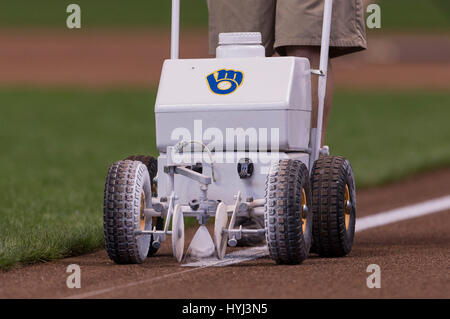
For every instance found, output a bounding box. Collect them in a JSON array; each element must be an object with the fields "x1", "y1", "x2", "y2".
[
  {"x1": 103, "y1": 160, "x2": 153, "y2": 264},
  {"x1": 124, "y1": 155, "x2": 163, "y2": 256},
  {"x1": 311, "y1": 156, "x2": 356, "y2": 257},
  {"x1": 264, "y1": 159, "x2": 313, "y2": 264}
]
